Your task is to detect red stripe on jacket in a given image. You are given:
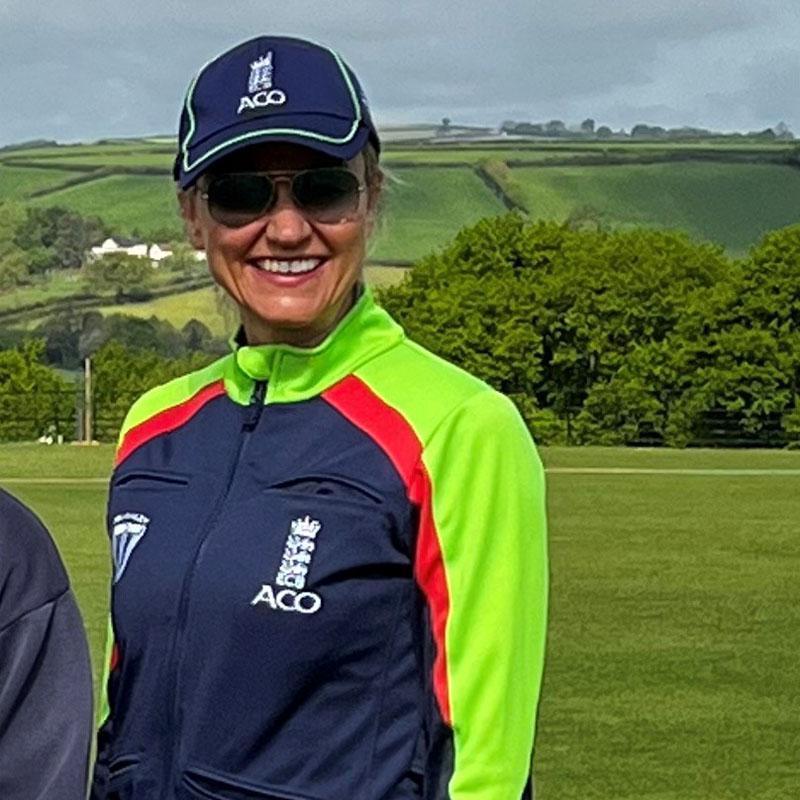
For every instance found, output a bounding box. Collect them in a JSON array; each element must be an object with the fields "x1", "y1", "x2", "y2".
[
  {"x1": 323, "y1": 374, "x2": 452, "y2": 726},
  {"x1": 115, "y1": 380, "x2": 226, "y2": 467}
]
